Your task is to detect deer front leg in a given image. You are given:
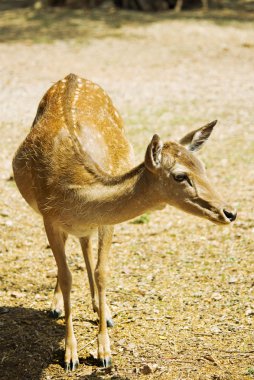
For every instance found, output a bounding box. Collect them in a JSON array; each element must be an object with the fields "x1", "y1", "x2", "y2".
[
  {"x1": 50, "y1": 276, "x2": 64, "y2": 318},
  {"x1": 80, "y1": 236, "x2": 114, "y2": 327},
  {"x1": 44, "y1": 221, "x2": 78, "y2": 372},
  {"x1": 95, "y1": 225, "x2": 114, "y2": 367}
]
